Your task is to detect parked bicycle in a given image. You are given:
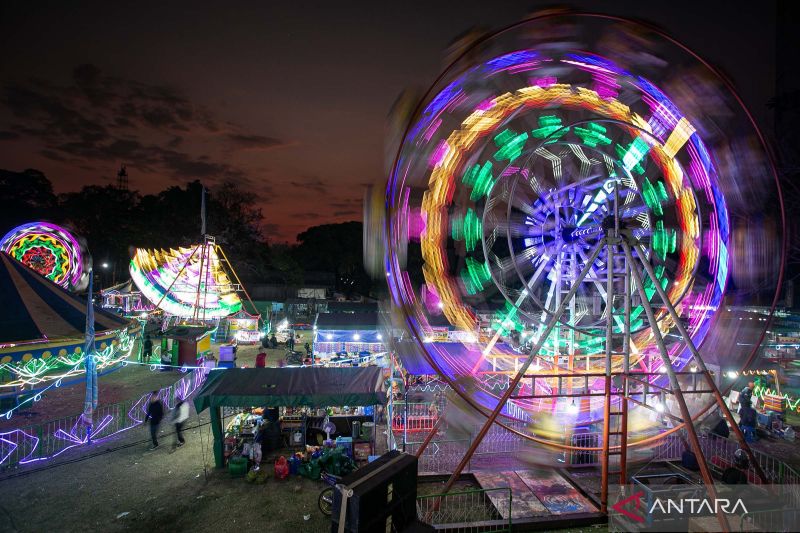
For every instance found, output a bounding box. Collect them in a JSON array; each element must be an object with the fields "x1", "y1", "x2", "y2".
[{"x1": 318, "y1": 470, "x2": 341, "y2": 516}]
